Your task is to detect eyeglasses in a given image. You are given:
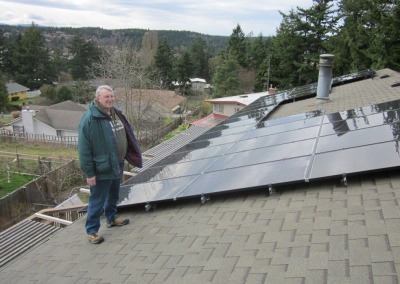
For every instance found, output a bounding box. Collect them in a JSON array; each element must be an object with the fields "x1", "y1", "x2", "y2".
[{"x1": 99, "y1": 95, "x2": 115, "y2": 99}]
